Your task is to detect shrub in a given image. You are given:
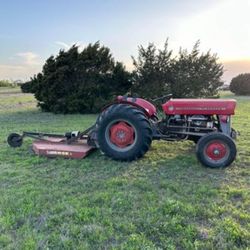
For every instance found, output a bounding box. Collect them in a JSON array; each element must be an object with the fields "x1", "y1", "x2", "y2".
[
  {"x1": 230, "y1": 73, "x2": 250, "y2": 95},
  {"x1": 0, "y1": 80, "x2": 15, "y2": 88},
  {"x1": 132, "y1": 40, "x2": 223, "y2": 99},
  {"x1": 21, "y1": 42, "x2": 131, "y2": 113}
]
